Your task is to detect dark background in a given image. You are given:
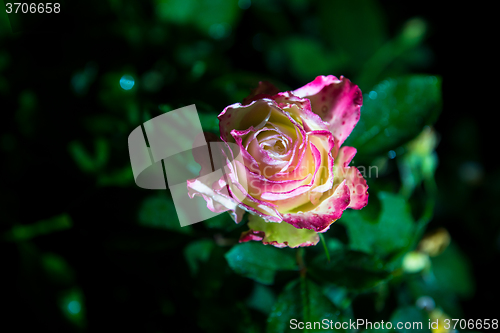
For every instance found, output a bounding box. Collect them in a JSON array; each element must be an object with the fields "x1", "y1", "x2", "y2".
[{"x1": 1, "y1": 0, "x2": 497, "y2": 331}]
